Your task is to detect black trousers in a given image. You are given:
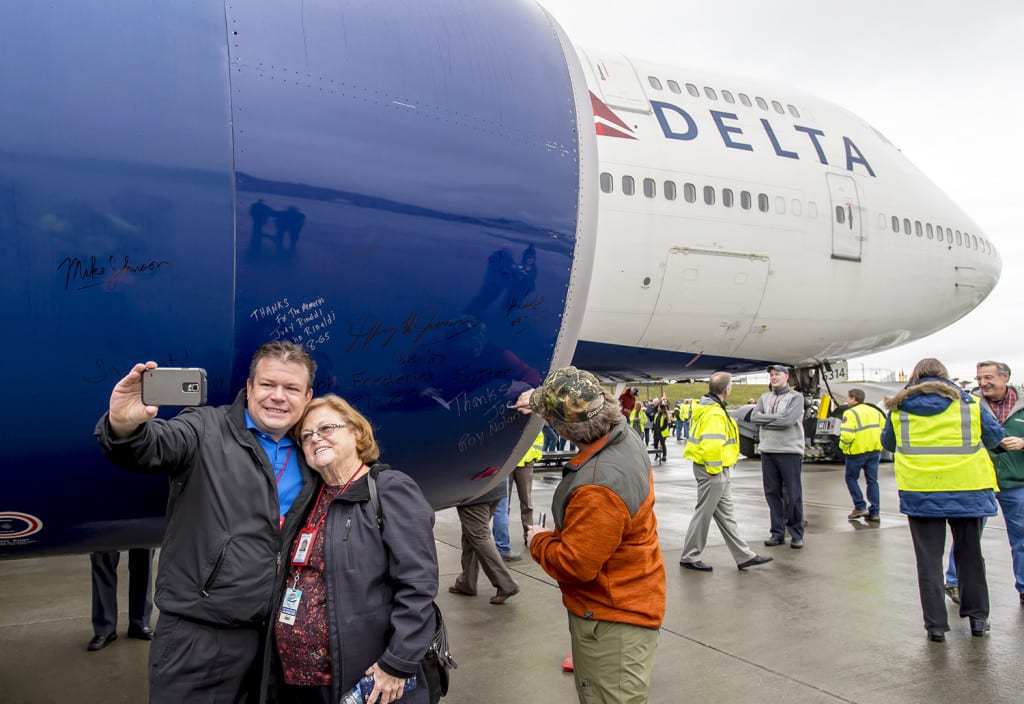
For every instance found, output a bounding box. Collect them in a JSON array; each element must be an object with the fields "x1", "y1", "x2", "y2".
[
  {"x1": 148, "y1": 612, "x2": 261, "y2": 704},
  {"x1": 760, "y1": 453, "x2": 804, "y2": 540},
  {"x1": 652, "y1": 432, "x2": 666, "y2": 459},
  {"x1": 90, "y1": 549, "x2": 153, "y2": 636},
  {"x1": 908, "y1": 516, "x2": 989, "y2": 632},
  {"x1": 278, "y1": 684, "x2": 332, "y2": 704}
]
